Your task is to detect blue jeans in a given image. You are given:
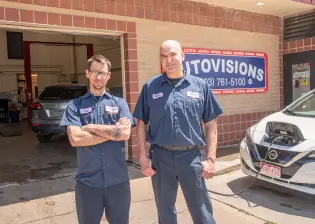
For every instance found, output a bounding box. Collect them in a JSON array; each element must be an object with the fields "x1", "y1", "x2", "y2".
[
  {"x1": 75, "y1": 181, "x2": 130, "y2": 224},
  {"x1": 150, "y1": 145, "x2": 216, "y2": 224}
]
